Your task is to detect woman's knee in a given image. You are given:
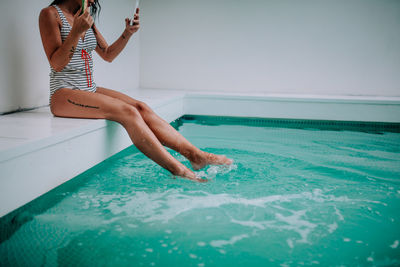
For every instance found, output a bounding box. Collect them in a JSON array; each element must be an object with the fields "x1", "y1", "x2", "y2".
[
  {"x1": 110, "y1": 103, "x2": 142, "y2": 124},
  {"x1": 135, "y1": 101, "x2": 153, "y2": 115}
]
